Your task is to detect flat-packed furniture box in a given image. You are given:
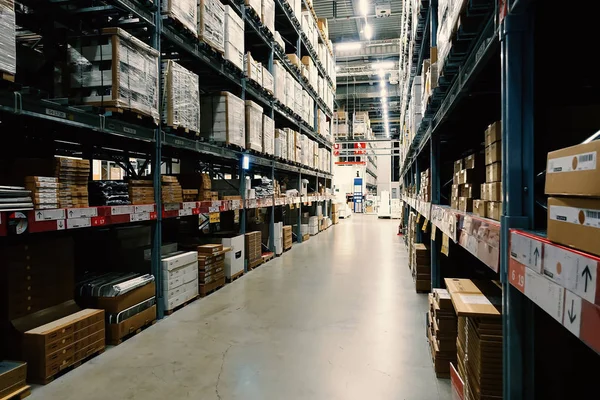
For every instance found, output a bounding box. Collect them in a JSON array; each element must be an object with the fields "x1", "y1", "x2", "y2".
[
  {"x1": 66, "y1": 28, "x2": 160, "y2": 122},
  {"x1": 162, "y1": 0, "x2": 197, "y2": 35},
  {"x1": 198, "y1": 0, "x2": 225, "y2": 53},
  {"x1": 245, "y1": 100, "x2": 263, "y2": 151},
  {"x1": 0, "y1": 361, "x2": 27, "y2": 398},
  {"x1": 245, "y1": 52, "x2": 262, "y2": 84},
  {"x1": 245, "y1": 231, "x2": 262, "y2": 264},
  {"x1": 221, "y1": 235, "x2": 245, "y2": 278},
  {"x1": 224, "y1": 5, "x2": 244, "y2": 70},
  {"x1": 161, "y1": 60, "x2": 200, "y2": 134},
  {"x1": 200, "y1": 92, "x2": 245, "y2": 148},
  {"x1": 275, "y1": 129, "x2": 288, "y2": 159},
  {"x1": 161, "y1": 251, "x2": 199, "y2": 312},
  {"x1": 21, "y1": 308, "x2": 105, "y2": 383},
  {"x1": 128, "y1": 179, "x2": 154, "y2": 204},
  {"x1": 413, "y1": 243, "x2": 431, "y2": 292},
  {"x1": 283, "y1": 225, "x2": 293, "y2": 250},
  {"x1": 261, "y1": 0, "x2": 275, "y2": 34},
  {"x1": 196, "y1": 244, "x2": 229, "y2": 296},
  {"x1": 262, "y1": 67, "x2": 274, "y2": 95},
  {"x1": 75, "y1": 274, "x2": 156, "y2": 345},
  {"x1": 162, "y1": 175, "x2": 183, "y2": 203},
  {"x1": 55, "y1": 157, "x2": 90, "y2": 208},
  {"x1": 25, "y1": 176, "x2": 59, "y2": 209},
  {"x1": 427, "y1": 288, "x2": 457, "y2": 378}
]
